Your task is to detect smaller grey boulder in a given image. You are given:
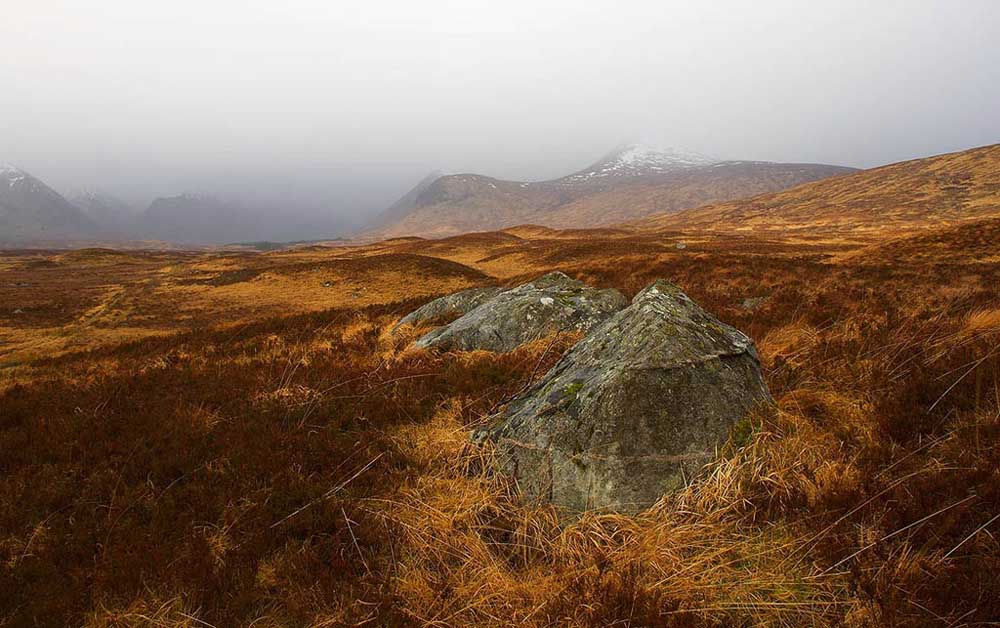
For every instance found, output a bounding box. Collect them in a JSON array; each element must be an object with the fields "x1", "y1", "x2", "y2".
[
  {"x1": 414, "y1": 272, "x2": 627, "y2": 353},
  {"x1": 393, "y1": 286, "x2": 504, "y2": 332},
  {"x1": 472, "y1": 279, "x2": 772, "y2": 514}
]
